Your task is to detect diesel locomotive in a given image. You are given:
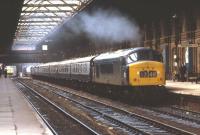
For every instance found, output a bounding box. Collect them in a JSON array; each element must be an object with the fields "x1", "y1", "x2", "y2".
[{"x1": 31, "y1": 47, "x2": 165, "y2": 87}]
